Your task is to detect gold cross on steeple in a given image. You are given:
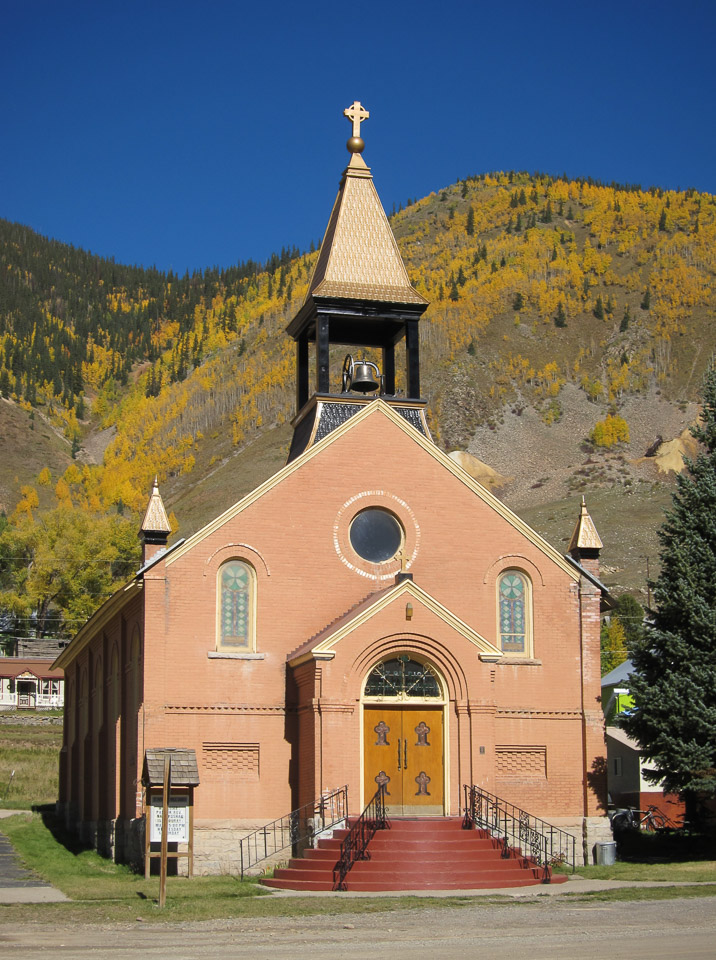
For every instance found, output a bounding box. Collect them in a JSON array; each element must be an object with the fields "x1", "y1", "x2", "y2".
[{"x1": 344, "y1": 101, "x2": 369, "y2": 138}]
